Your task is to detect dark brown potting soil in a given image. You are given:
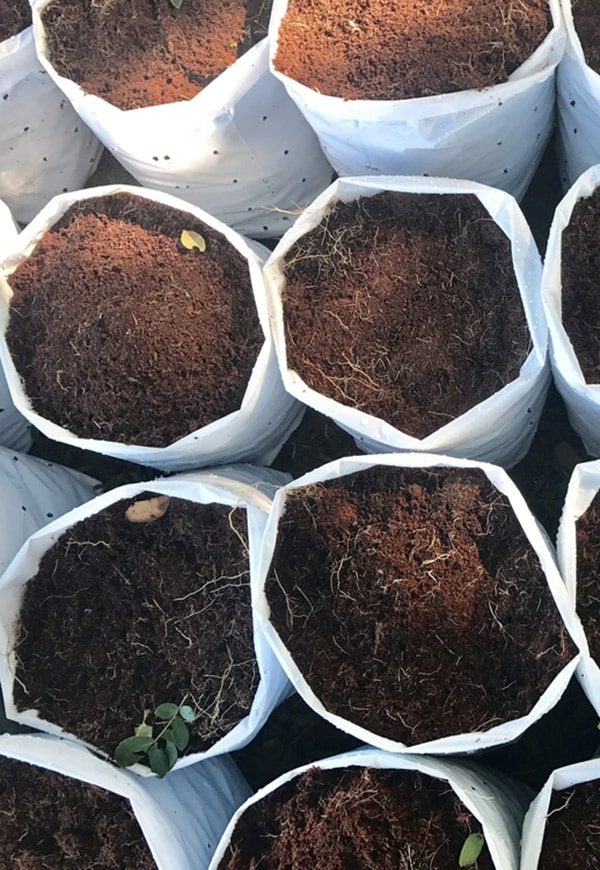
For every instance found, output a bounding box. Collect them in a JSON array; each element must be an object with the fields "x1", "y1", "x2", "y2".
[
  {"x1": 282, "y1": 192, "x2": 530, "y2": 439},
  {"x1": 267, "y1": 467, "x2": 575, "y2": 744},
  {"x1": 539, "y1": 780, "x2": 600, "y2": 868},
  {"x1": 6, "y1": 193, "x2": 262, "y2": 447},
  {"x1": 0, "y1": 0, "x2": 31, "y2": 42},
  {"x1": 275, "y1": 0, "x2": 550, "y2": 100},
  {"x1": 14, "y1": 496, "x2": 259, "y2": 757},
  {"x1": 572, "y1": 0, "x2": 600, "y2": 74},
  {"x1": 562, "y1": 188, "x2": 600, "y2": 384},
  {"x1": 218, "y1": 766, "x2": 493, "y2": 870},
  {"x1": 0, "y1": 756, "x2": 154, "y2": 868},
  {"x1": 42, "y1": 0, "x2": 271, "y2": 110},
  {"x1": 575, "y1": 491, "x2": 600, "y2": 661}
]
